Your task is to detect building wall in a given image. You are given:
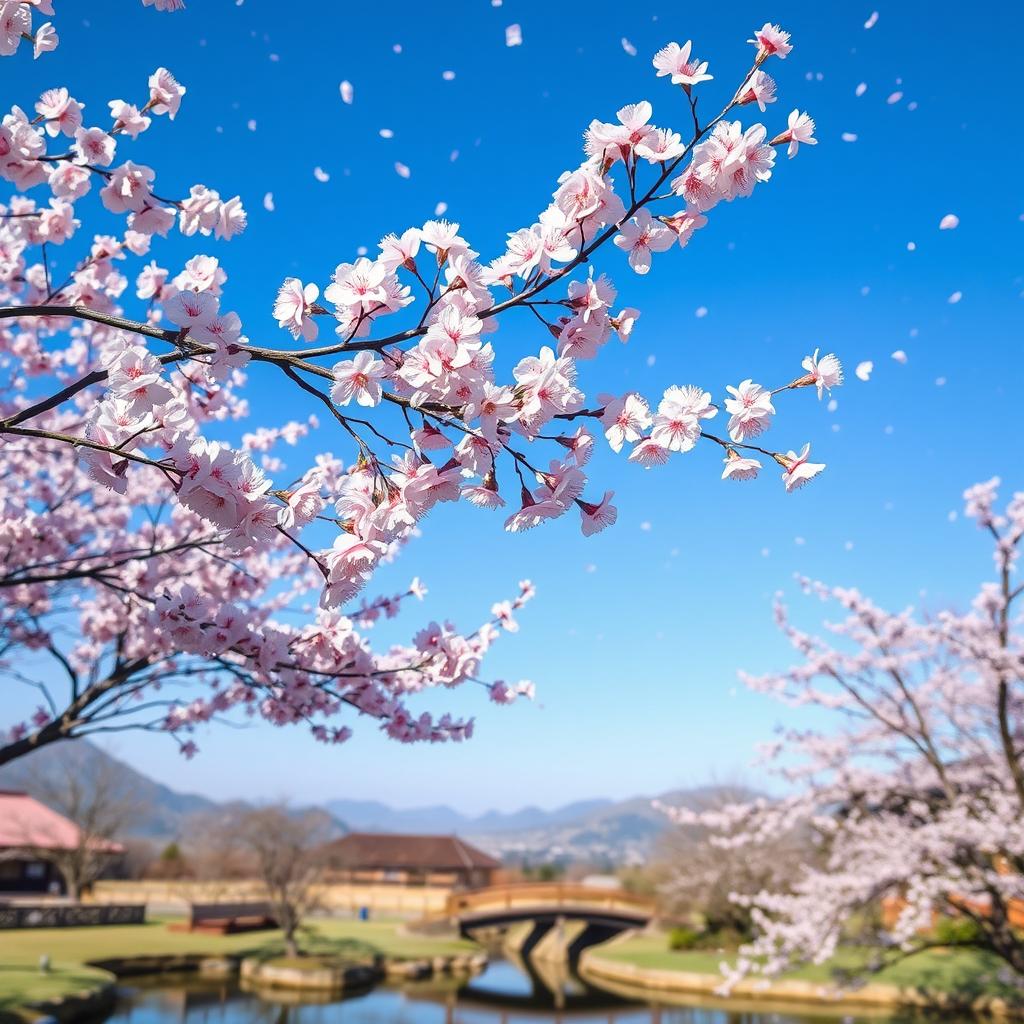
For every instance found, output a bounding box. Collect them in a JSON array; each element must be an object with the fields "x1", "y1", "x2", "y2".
[
  {"x1": 323, "y1": 867, "x2": 496, "y2": 889},
  {"x1": 89, "y1": 879, "x2": 454, "y2": 916},
  {"x1": 0, "y1": 856, "x2": 65, "y2": 895}
]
